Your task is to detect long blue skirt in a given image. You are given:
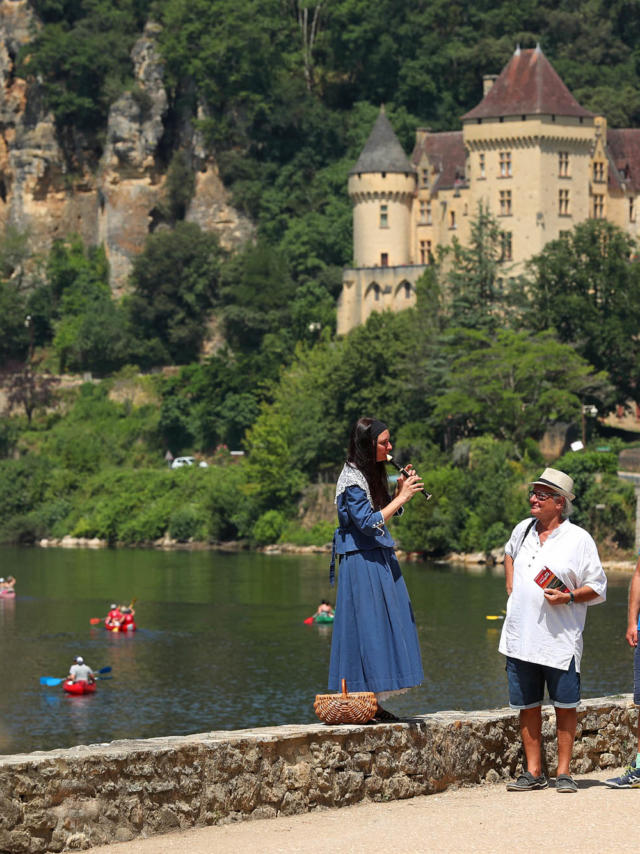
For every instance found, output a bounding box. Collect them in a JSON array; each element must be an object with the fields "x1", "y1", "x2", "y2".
[{"x1": 328, "y1": 547, "x2": 423, "y2": 694}]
